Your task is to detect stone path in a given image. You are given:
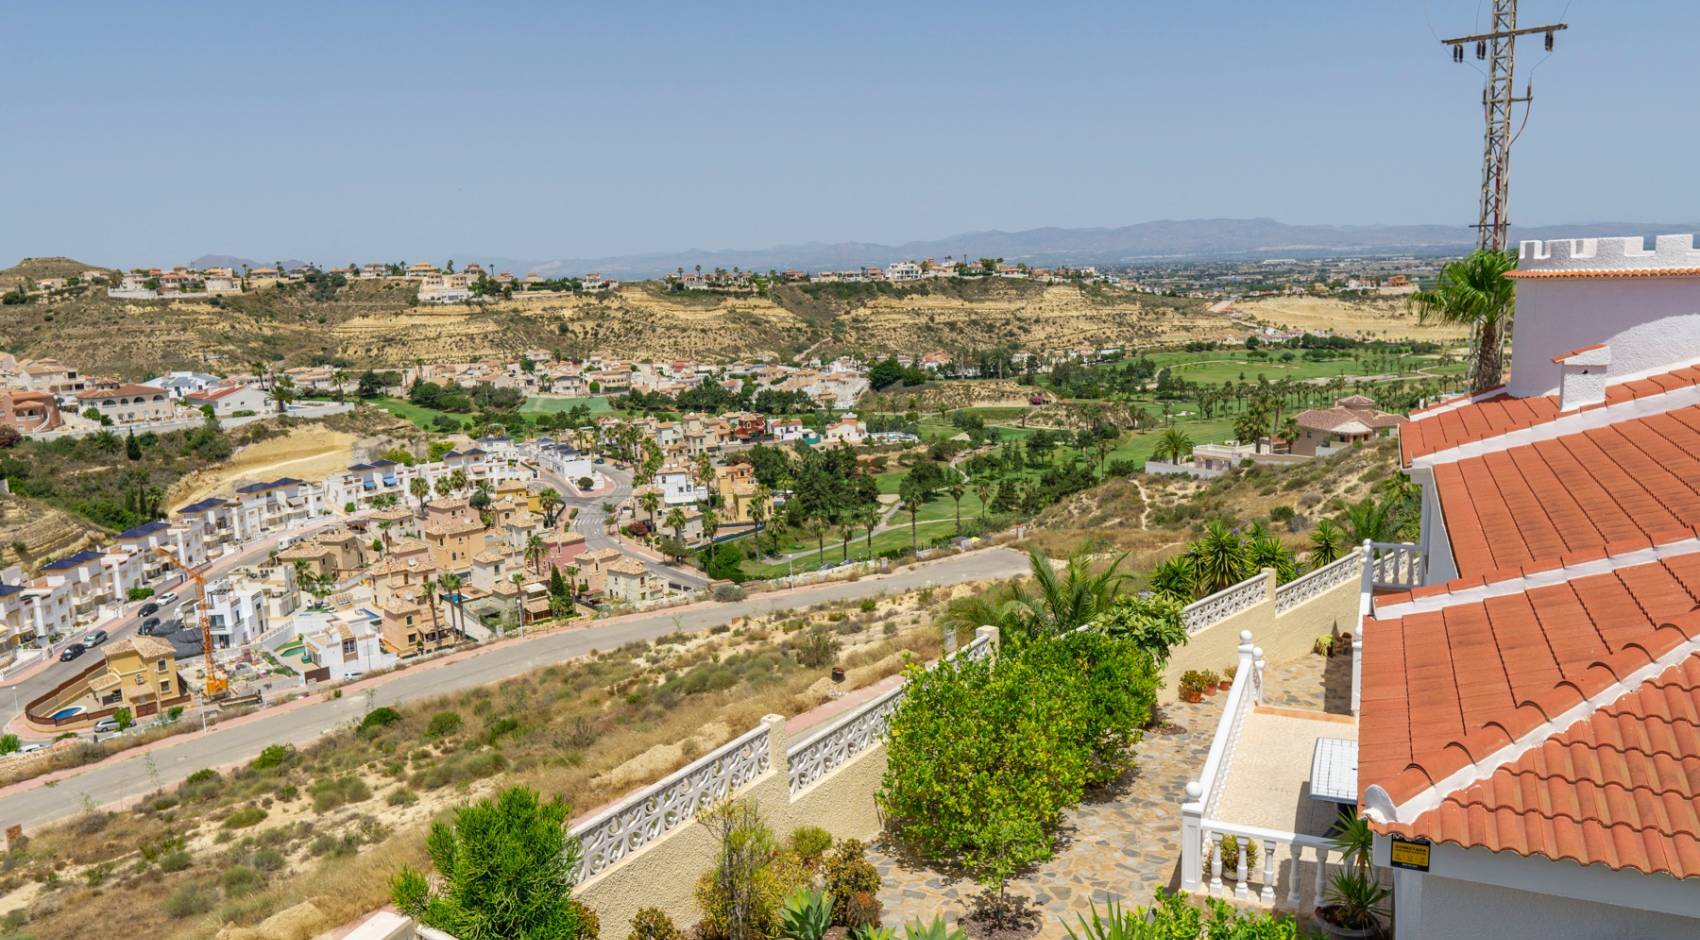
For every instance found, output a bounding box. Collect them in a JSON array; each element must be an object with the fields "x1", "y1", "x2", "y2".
[{"x1": 870, "y1": 652, "x2": 1349, "y2": 936}]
